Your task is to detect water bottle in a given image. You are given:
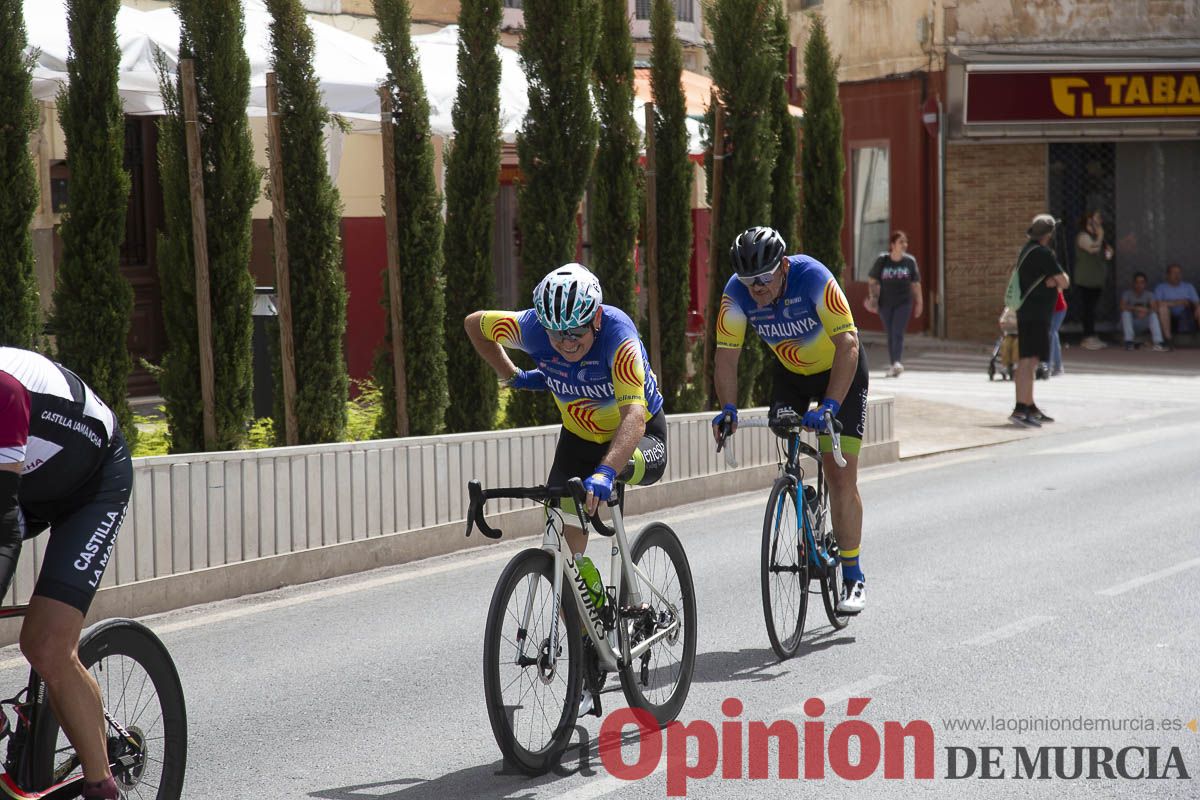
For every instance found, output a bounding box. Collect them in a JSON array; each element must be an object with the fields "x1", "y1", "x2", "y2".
[{"x1": 575, "y1": 555, "x2": 606, "y2": 608}]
